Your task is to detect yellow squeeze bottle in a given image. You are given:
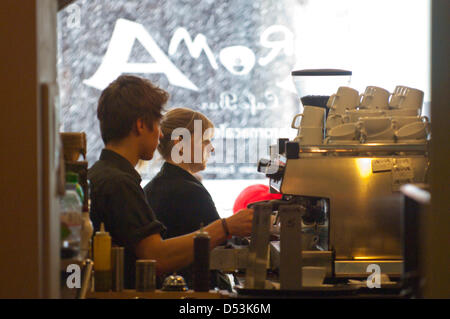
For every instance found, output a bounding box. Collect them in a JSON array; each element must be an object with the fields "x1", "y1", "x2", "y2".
[{"x1": 93, "y1": 222, "x2": 112, "y2": 291}]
